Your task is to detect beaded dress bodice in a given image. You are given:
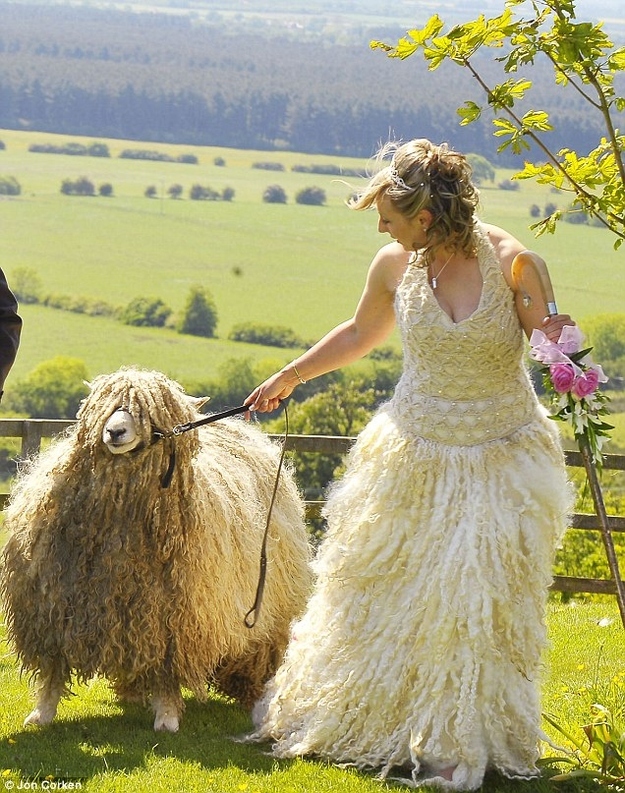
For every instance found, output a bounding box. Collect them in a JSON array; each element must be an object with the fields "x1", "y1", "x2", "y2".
[{"x1": 390, "y1": 225, "x2": 539, "y2": 445}]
